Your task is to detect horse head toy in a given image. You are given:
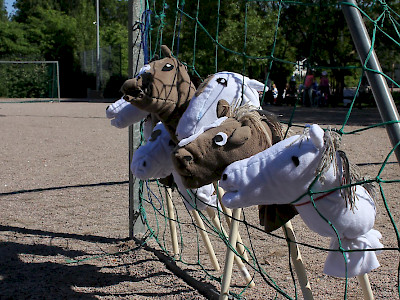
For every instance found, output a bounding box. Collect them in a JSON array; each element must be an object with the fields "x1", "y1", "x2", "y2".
[
  {"x1": 121, "y1": 45, "x2": 196, "y2": 142},
  {"x1": 220, "y1": 124, "x2": 382, "y2": 278},
  {"x1": 172, "y1": 101, "x2": 284, "y2": 188},
  {"x1": 106, "y1": 97, "x2": 149, "y2": 129},
  {"x1": 131, "y1": 122, "x2": 217, "y2": 211},
  {"x1": 176, "y1": 71, "x2": 265, "y2": 141},
  {"x1": 172, "y1": 101, "x2": 298, "y2": 231},
  {"x1": 131, "y1": 122, "x2": 176, "y2": 180}
]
